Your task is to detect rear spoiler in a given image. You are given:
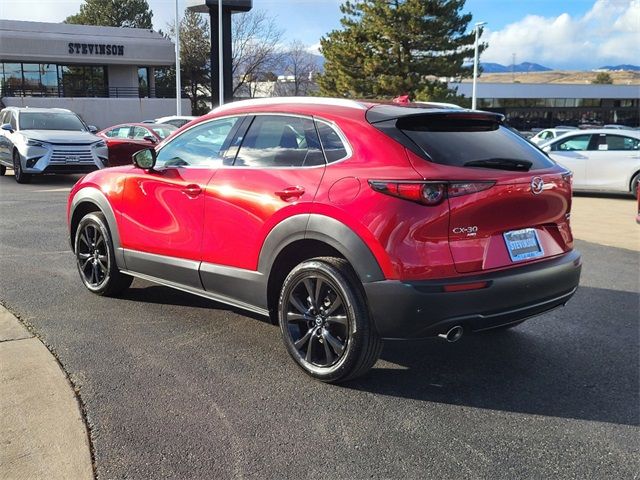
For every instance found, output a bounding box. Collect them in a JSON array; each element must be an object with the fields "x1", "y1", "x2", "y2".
[{"x1": 366, "y1": 104, "x2": 504, "y2": 125}]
